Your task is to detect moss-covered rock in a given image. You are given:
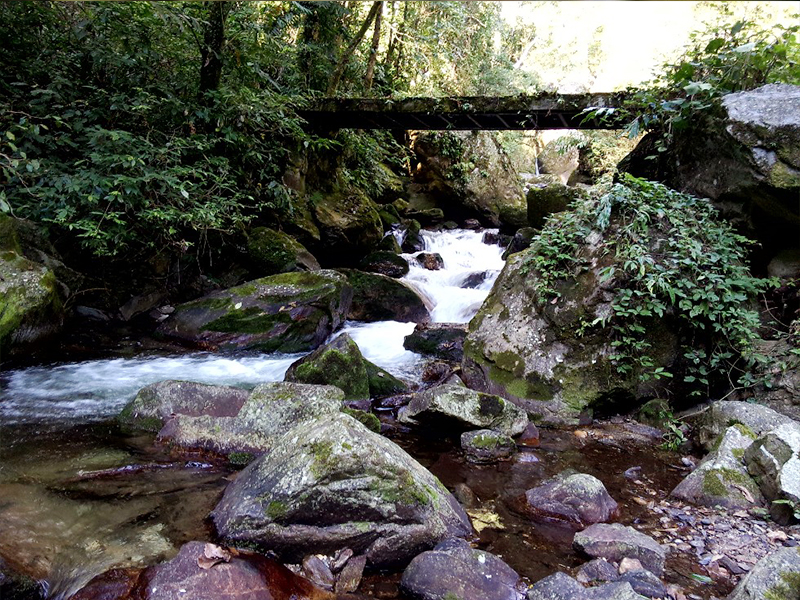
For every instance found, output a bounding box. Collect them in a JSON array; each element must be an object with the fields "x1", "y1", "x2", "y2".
[
  {"x1": 157, "y1": 270, "x2": 352, "y2": 352},
  {"x1": 403, "y1": 323, "x2": 467, "y2": 362},
  {"x1": 460, "y1": 429, "x2": 516, "y2": 464},
  {"x1": 526, "y1": 181, "x2": 588, "y2": 229},
  {"x1": 365, "y1": 360, "x2": 409, "y2": 398},
  {"x1": 338, "y1": 269, "x2": 430, "y2": 323},
  {"x1": 311, "y1": 187, "x2": 383, "y2": 265},
  {"x1": 728, "y1": 547, "x2": 800, "y2": 600},
  {"x1": 399, "y1": 383, "x2": 528, "y2": 437},
  {"x1": 211, "y1": 412, "x2": 472, "y2": 567},
  {"x1": 246, "y1": 227, "x2": 320, "y2": 276},
  {"x1": 342, "y1": 407, "x2": 381, "y2": 433},
  {"x1": 359, "y1": 250, "x2": 409, "y2": 278},
  {"x1": 376, "y1": 232, "x2": 402, "y2": 253}
]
